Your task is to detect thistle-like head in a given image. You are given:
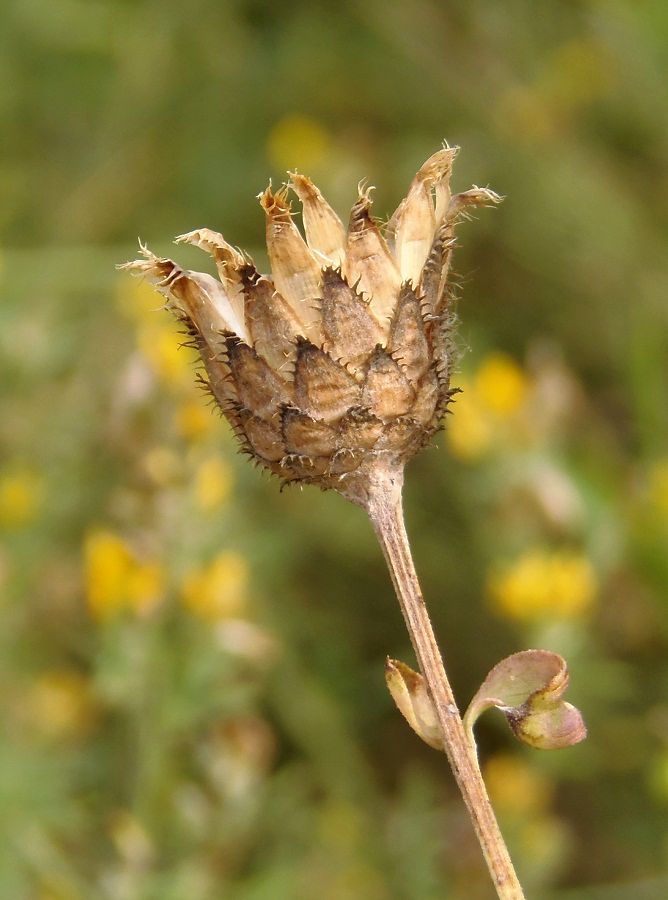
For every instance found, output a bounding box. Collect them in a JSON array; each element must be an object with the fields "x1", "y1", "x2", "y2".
[{"x1": 120, "y1": 147, "x2": 500, "y2": 507}]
